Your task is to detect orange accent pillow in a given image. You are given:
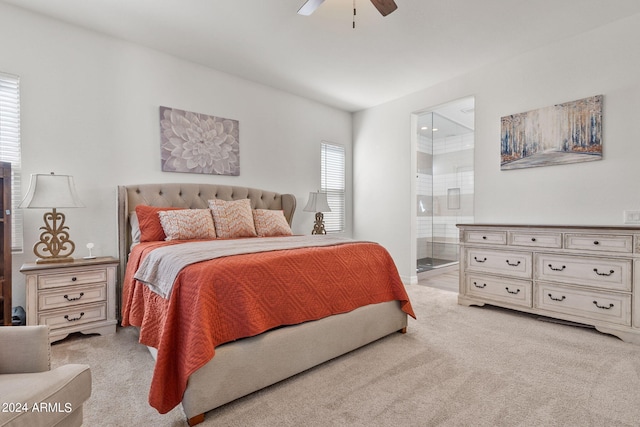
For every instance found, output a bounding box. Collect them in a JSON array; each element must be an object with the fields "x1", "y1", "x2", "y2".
[
  {"x1": 208, "y1": 199, "x2": 257, "y2": 238},
  {"x1": 252, "y1": 209, "x2": 292, "y2": 237},
  {"x1": 135, "y1": 205, "x2": 184, "y2": 242},
  {"x1": 158, "y1": 209, "x2": 217, "y2": 240}
]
